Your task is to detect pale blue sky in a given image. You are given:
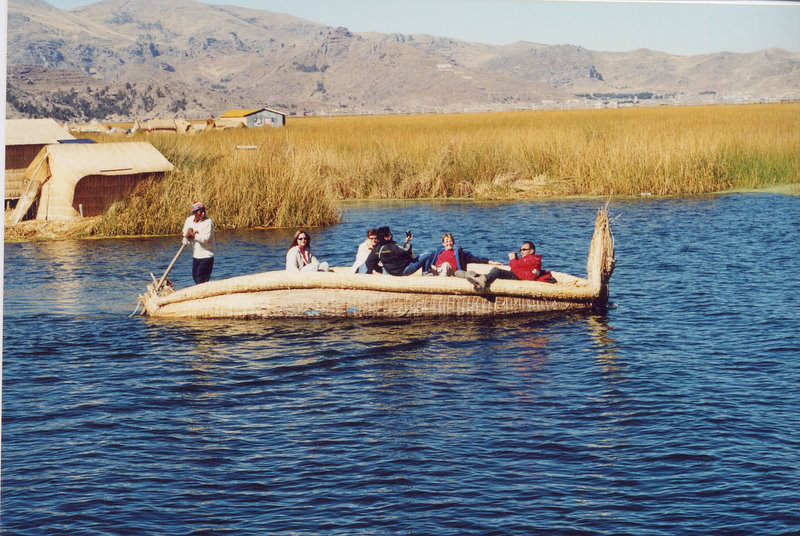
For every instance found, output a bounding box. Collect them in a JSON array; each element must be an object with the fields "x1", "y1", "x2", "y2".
[{"x1": 30, "y1": 0, "x2": 800, "y2": 56}]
